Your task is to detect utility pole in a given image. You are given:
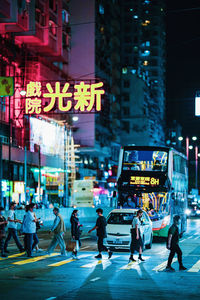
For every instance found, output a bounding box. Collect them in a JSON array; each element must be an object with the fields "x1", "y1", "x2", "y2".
[
  {"x1": 24, "y1": 146, "x2": 27, "y2": 203},
  {"x1": 64, "y1": 125, "x2": 68, "y2": 207},
  {"x1": 38, "y1": 145, "x2": 41, "y2": 203},
  {"x1": 8, "y1": 95, "x2": 11, "y2": 205}
]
